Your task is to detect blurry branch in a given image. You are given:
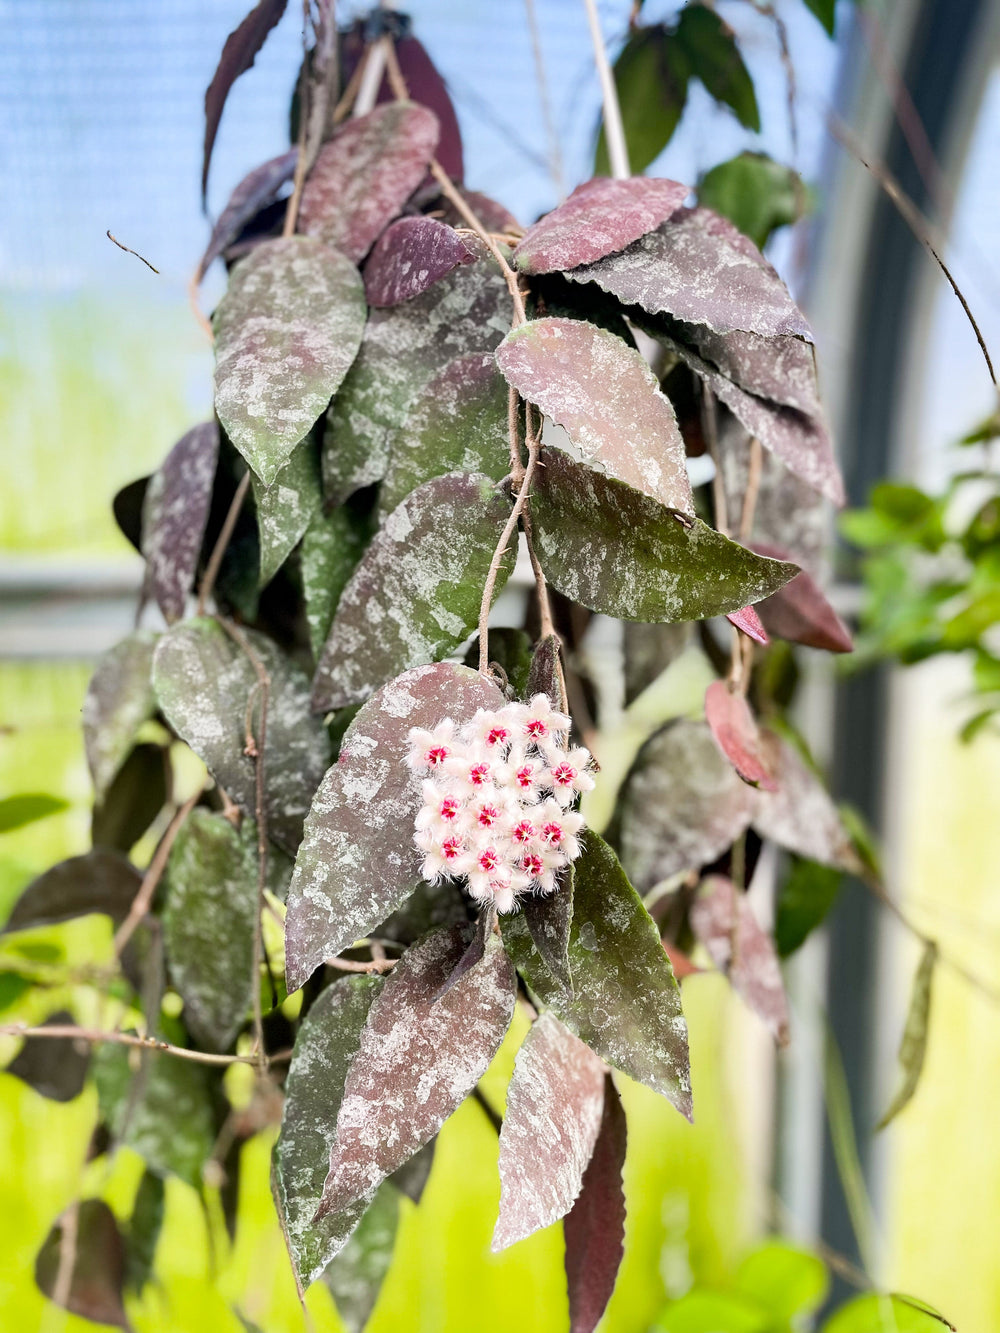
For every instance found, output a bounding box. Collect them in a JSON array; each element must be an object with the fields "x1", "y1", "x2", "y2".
[
  {"x1": 830, "y1": 115, "x2": 997, "y2": 390},
  {"x1": 113, "y1": 791, "x2": 200, "y2": 959},
  {"x1": 0, "y1": 1022, "x2": 280, "y2": 1069},
  {"x1": 197, "y1": 470, "x2": 252, "y2": 614},
  {"x1": 106, "y1": 230, "x2": 160, "y2": 274},
  {"x1": 524, "y1": 0, "x2": 566, "y2": 201},
  {"x1": 581, "y1": 0, "x2": 629, "y2": 179}
]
